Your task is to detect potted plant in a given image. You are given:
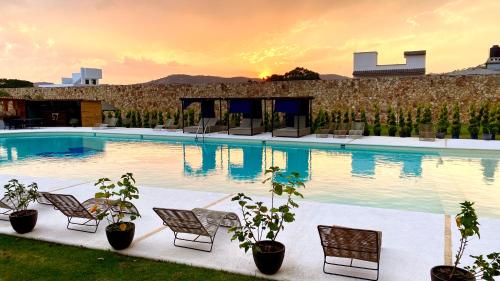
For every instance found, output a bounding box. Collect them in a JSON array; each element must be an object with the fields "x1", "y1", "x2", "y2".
[
  {"x1": 3, "y1": 179, "x2": 39, "y2": 234},
  {"x1": 229, "y1": 166, "x2": 304, "y2": 275},
  {"x1": 360, "y1": 109, "x2": 370, "y2": 136},
  {"x1": 95, "y1": 173, "x2": 140, "y2": 250},
  {"x1": 415, "y1": 106, "x2": 422, "y2": 136},
  {"x1": 406, "y1": 109, "x2": 414, "y2": 137},
  {"x1": 436, "y1": 105, "x2": 449, "y2": 139},
  {"x1": 451, "y1": 105, "x2": 461, "y2": 139},
  {"x1": 430, "y1": 201, "x2": 500, "y2": 281}
]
